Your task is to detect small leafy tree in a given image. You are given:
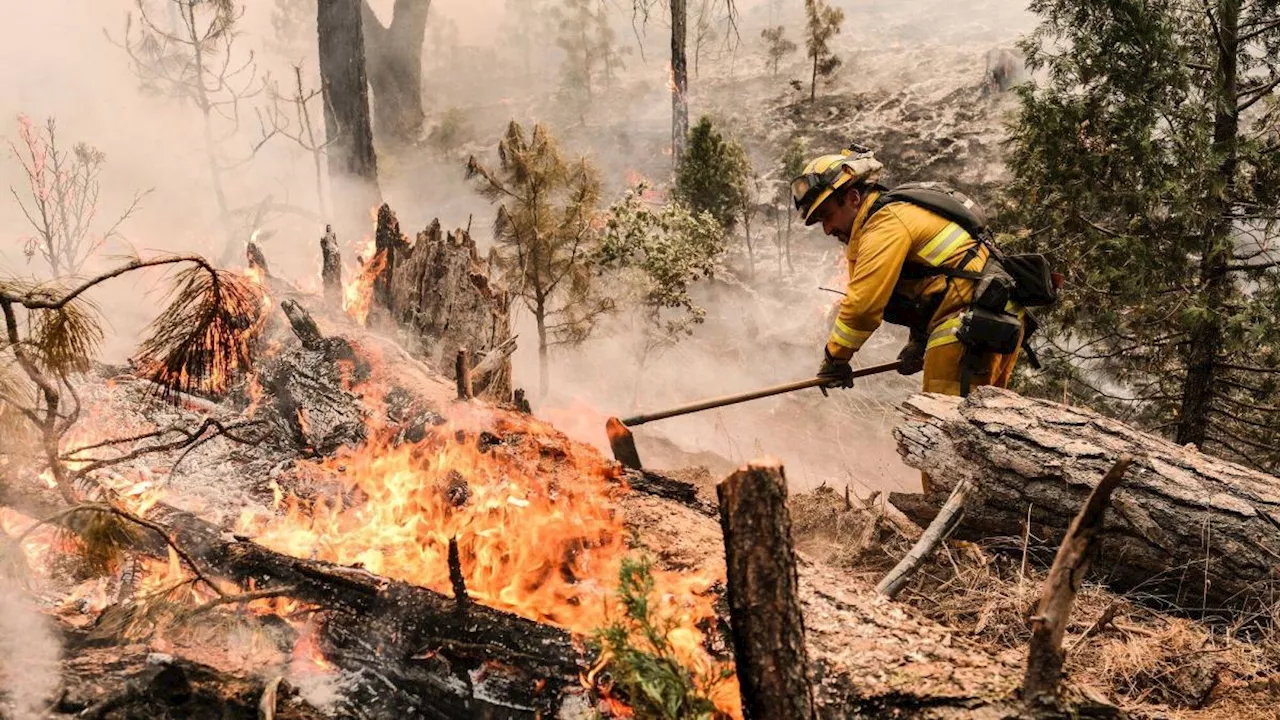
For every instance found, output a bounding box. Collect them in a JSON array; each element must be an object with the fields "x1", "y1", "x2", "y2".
[
  {"x1": 592, "y1": 556, "x2": 735, "y2": 720},
  {"x1": 674, "y1": 116, "x2": 751, "y2": 233},
  {"x1": 598, "y1": 185, "x2": 726, "y2": 396},
  {"x1": 466, "y1": 122, "x2": 613, "y2": 398},
  {"x1": 774, "y1": 135, "x2": 809, "y2": 271},
  {"x1": 804, "y1": 0, "x2": 844, "y2": 102},
  {"x1": 760, "y1": 26, "x2": 796, "y2": 76},
  {"x1": 8, "y1": 116, "x2": 149, "y2": 279}
]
